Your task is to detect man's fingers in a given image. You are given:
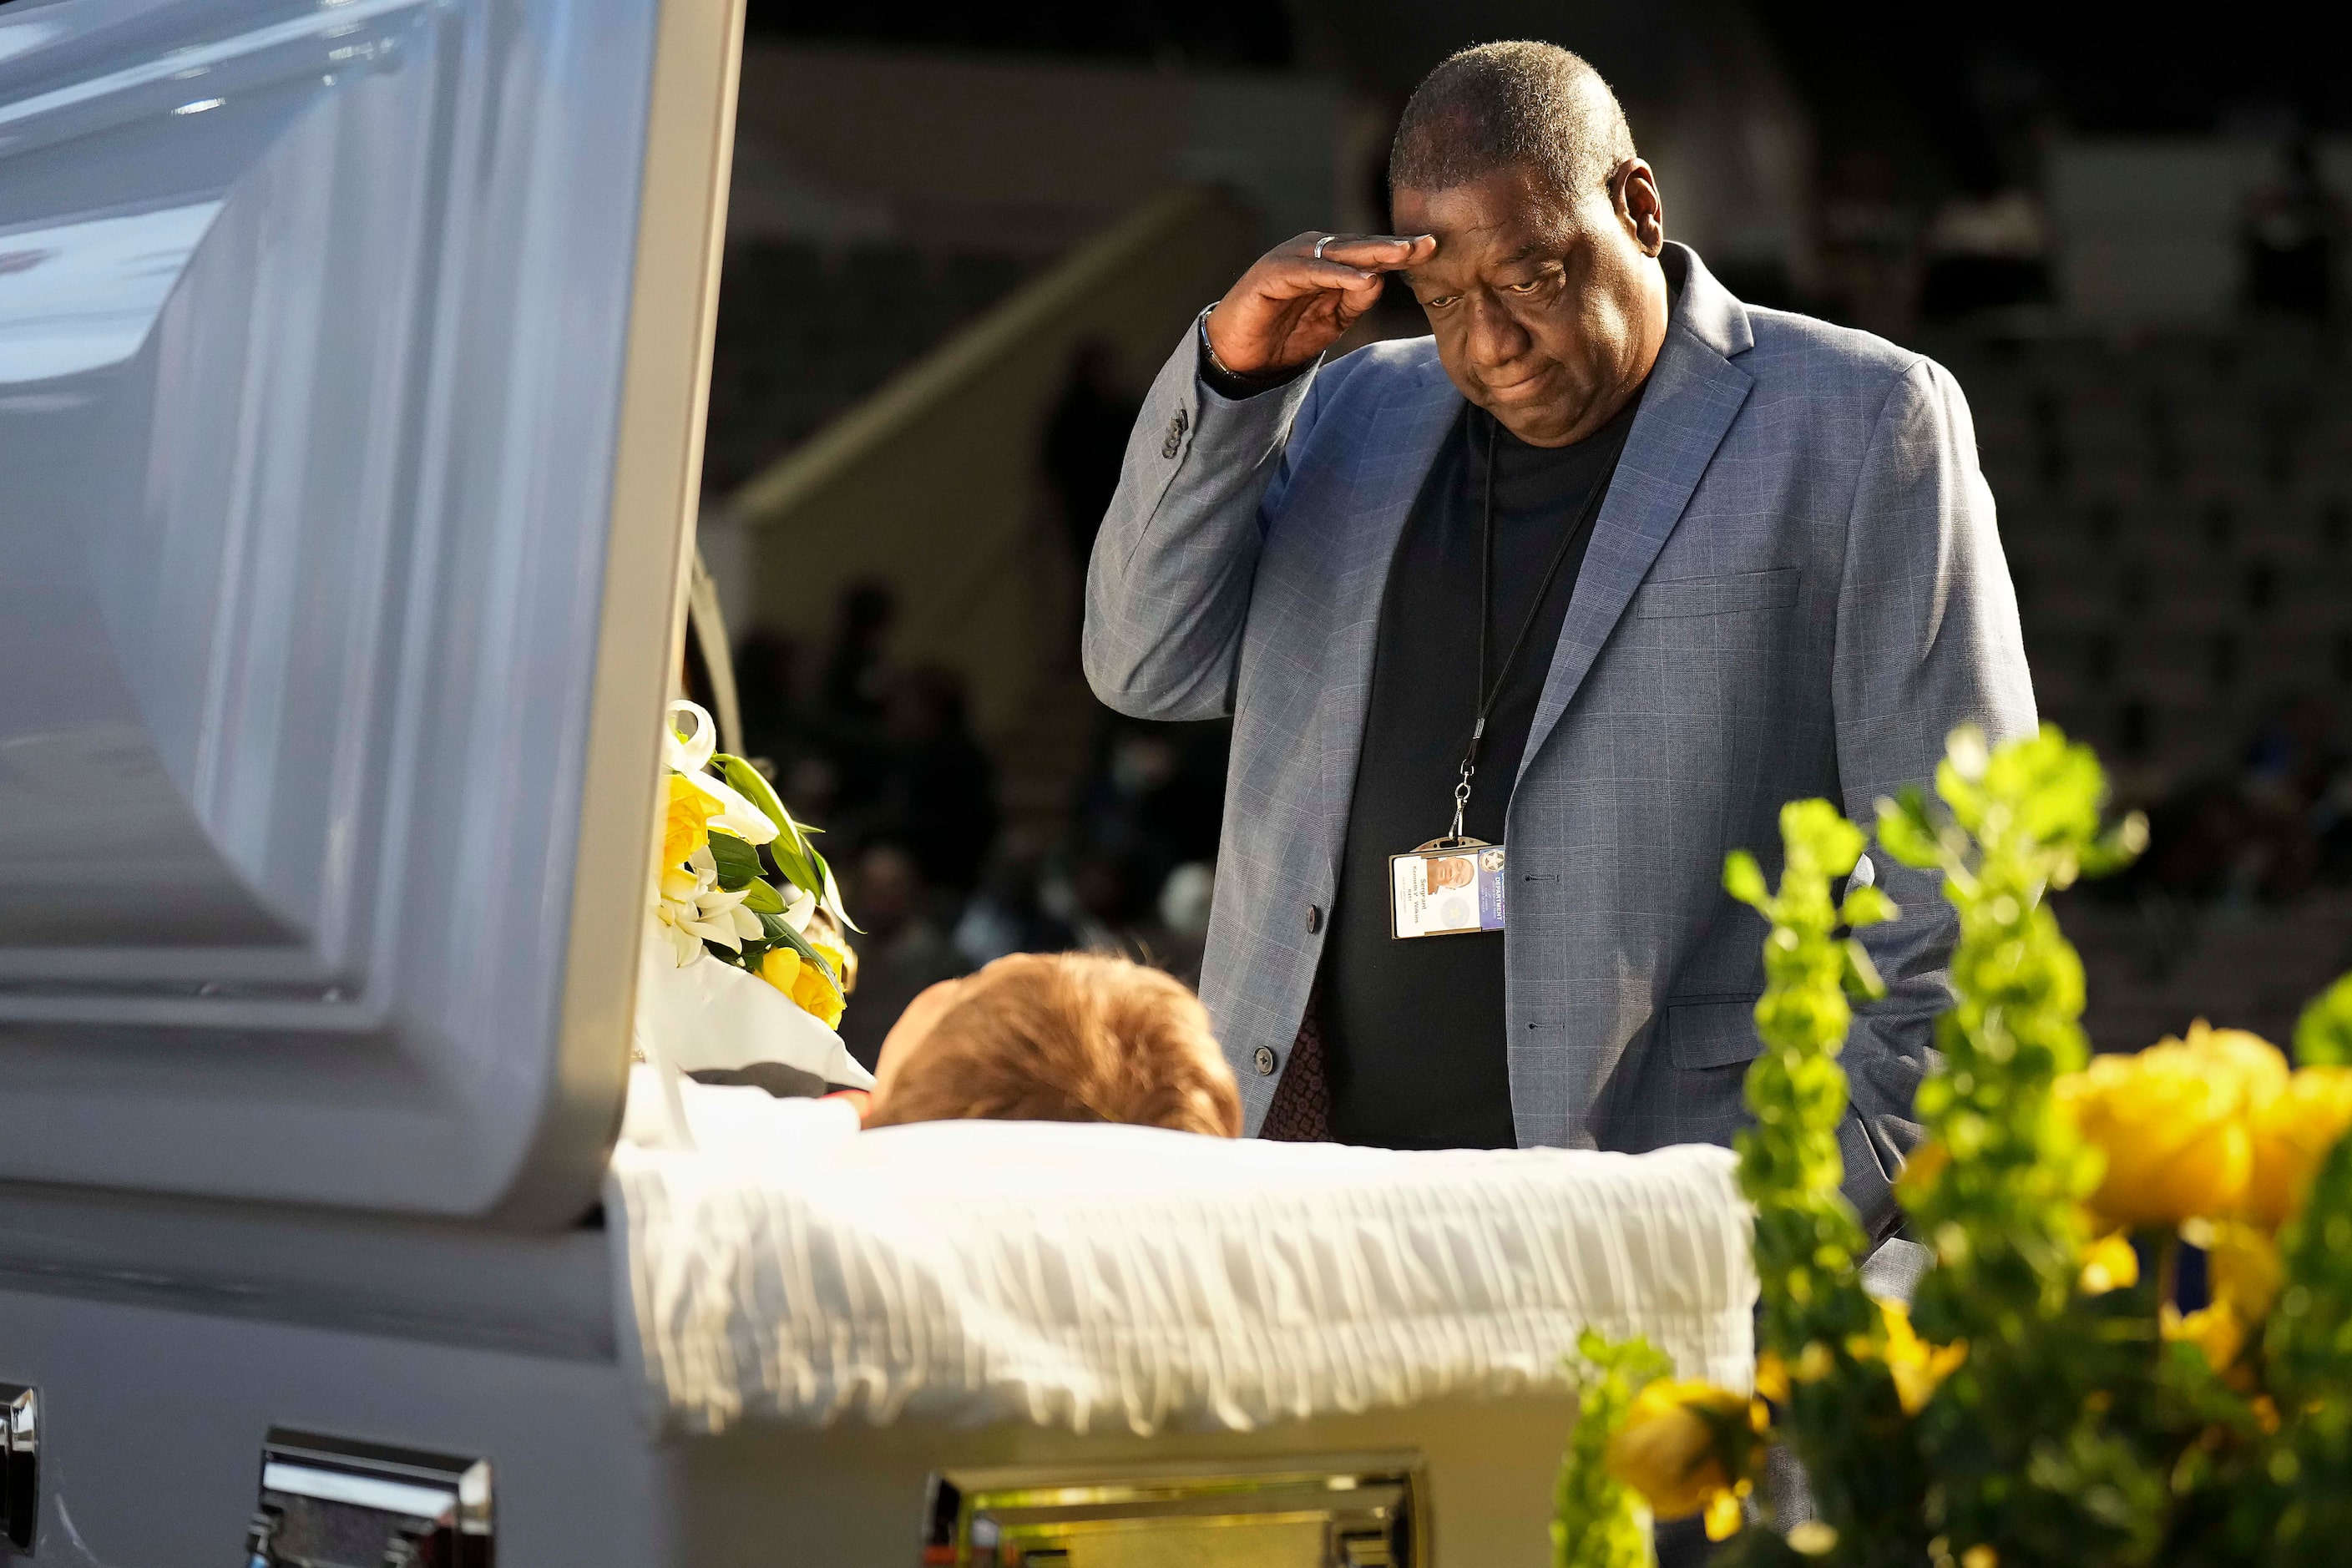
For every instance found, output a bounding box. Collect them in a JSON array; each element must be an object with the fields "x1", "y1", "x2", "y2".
[
  {"x1": 1308, "y1": 233, "x2": 1437, "y2": 272},
  {"x1": 1248, "y1": 255, "x2": 1388, "y2": 296}
]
